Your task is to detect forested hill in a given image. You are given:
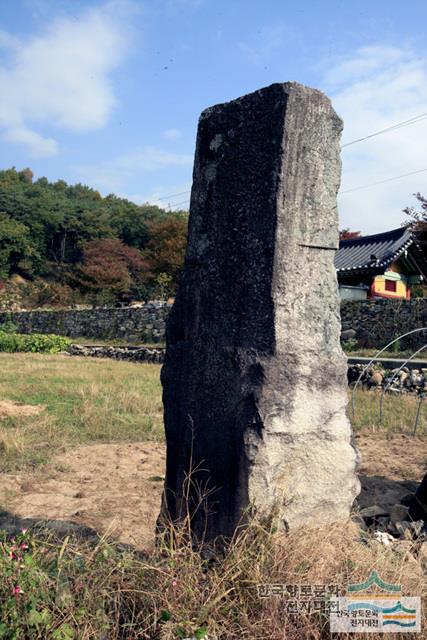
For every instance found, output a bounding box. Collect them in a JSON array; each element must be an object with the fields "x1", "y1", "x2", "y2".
[{"x1": 0, "y1": 168, "x2": 188, "y2": 306}]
